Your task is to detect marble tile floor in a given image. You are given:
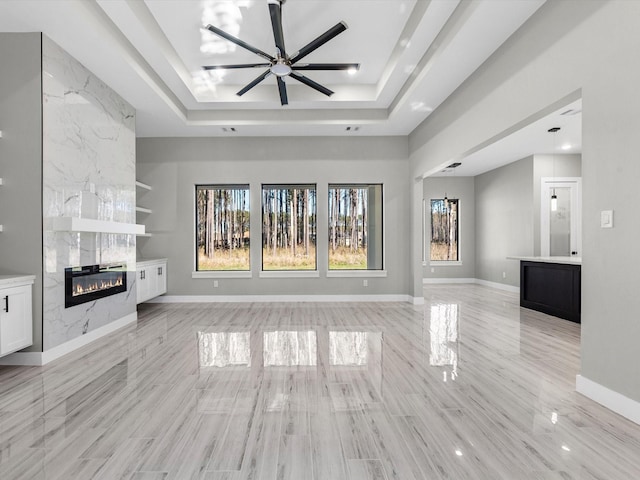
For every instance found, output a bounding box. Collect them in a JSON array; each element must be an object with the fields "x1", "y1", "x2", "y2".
[{"x1": 1, "y1": 284, "x2": 640, "y2": 479}]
